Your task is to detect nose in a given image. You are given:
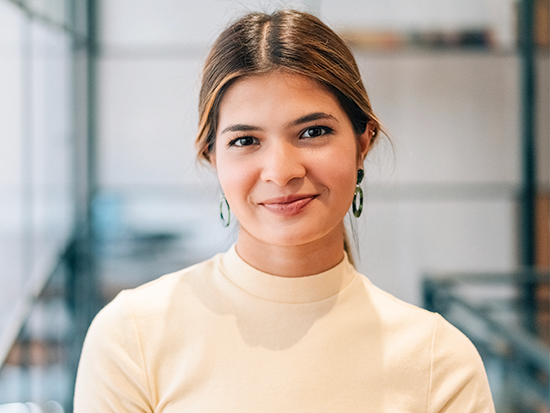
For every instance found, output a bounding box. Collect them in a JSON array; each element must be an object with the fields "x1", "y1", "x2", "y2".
[{"x1": 260, "y1": 141, "x2": 306, "y2": 187}]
